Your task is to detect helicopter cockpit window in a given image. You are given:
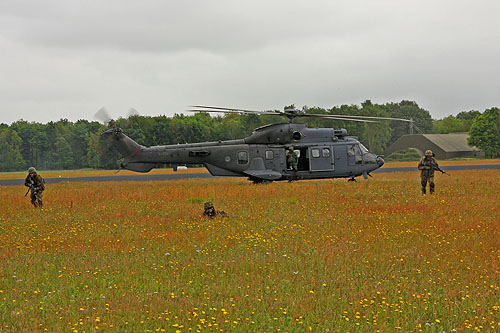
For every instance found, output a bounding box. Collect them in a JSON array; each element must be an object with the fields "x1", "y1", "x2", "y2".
[
  {"x1": 353, "y1": 145, "x2": 362, "y2": 156},
  {"x1": 348, "y1": 144, "x2": 362, "y2": 156},
  {"x1": 347, "y1": 145, "x2": 356, "y2": 156},
  {"x1": 237, "y1": 151, "x2": 248, "y2": 164},
  {"x1": 322, "y1": 148, "x2": 330, "y2": 158},
  {"x1": 265, "y1": 150, "x2": 274, "y2": 160},
  {"x1": 348, "y1": 144, "x2": 363, "y2": 164},
  {"x1": 359, "y1": 143, "x2": 369, "y2": 154},
  {"x1": 311, "y1": 148, "x2": 320, "y2": 158}
]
